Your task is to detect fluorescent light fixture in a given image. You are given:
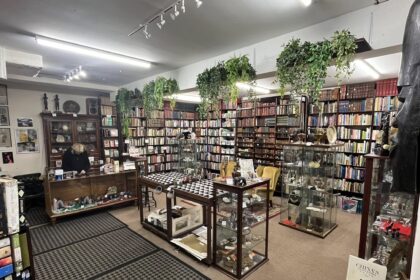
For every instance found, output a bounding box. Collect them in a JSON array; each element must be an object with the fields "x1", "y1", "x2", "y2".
[
  {"x1": 172, "y1": 94, "x2": 202, "y2": 103},
  {"x1": 354, "y1": 59, "x2": 380, "y2": 80},
  {"x1": 195, "y1": 0, "x2": 203, "y2": 8},
  {"x1": 36, "y1": 36, "x2": 151, "y2": 68},
  {"x1": 236, "y1": 82, "x2": 270, "y2": 94},
  {"x1": 300, "y1": 0, "x2": 312, "y2": 7}
]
